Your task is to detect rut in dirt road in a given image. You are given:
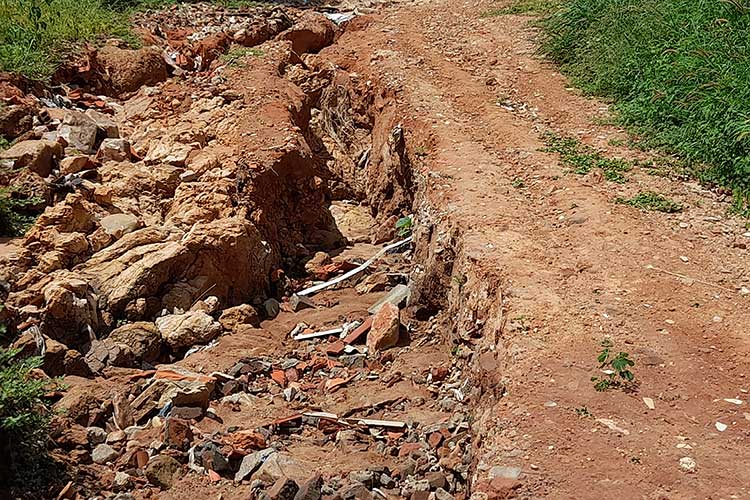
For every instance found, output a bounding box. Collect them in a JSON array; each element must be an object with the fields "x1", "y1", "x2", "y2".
[{"x1": 2, "y1": 0, "x2": 750, "y2": 499}]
